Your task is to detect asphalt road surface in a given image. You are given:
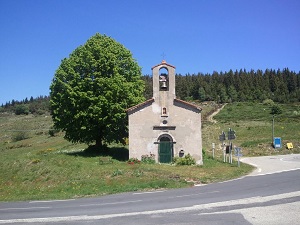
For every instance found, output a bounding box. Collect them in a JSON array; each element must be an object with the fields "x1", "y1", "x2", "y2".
[{"x1": 1, "y1": 154, "x2": 300, "y2": 225}]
